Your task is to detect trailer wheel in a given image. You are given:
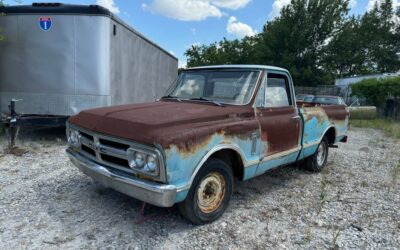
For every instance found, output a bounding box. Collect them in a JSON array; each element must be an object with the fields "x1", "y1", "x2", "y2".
[
  {"x1": 179, "y1": 158, "x2": 233, "y2": 225},
  {"x1": 305, "y1": 137, "x2": 329, "y2": 172}
]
